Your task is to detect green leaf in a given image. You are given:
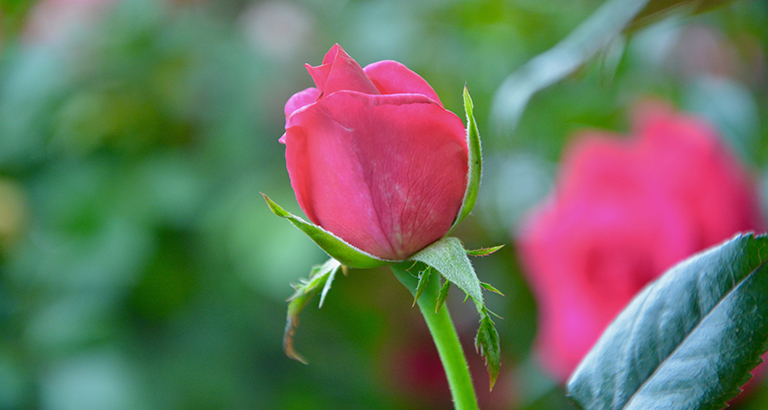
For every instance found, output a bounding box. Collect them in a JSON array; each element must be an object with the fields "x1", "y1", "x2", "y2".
[
  {"x1": 435, "y1": 279, "x2": 450, "y2": 313},
  {"x1": 631, "y1": 0, "x2": 736, "y2": 30},
  {"x1": 284, "y1": 258, "x2": 343, "y2": 364},
  {"x1": 413, "y1": 266, "x2": 432, "y2": 307},
  {"x1": 476, "y1": 312, "x2": 501, "y2": 390},
  {"x1": 262, "y1": 193, "x2": 391, "y2": 269},
  {"x1": 450, "y1": 87, "x2": 482, "y2": 233},
  {"x1": 567, "y1": 234, "x2": 768, "y2": 410},
  {"x1": 467, "y1": 245, "x2": 505, "y2": 257},
  {"x1": 490, "y1": 0, "x2": 651, "y2": 135},
  {"x1": 411, "y1": 237, "x2": 484, "y2": 310}
]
